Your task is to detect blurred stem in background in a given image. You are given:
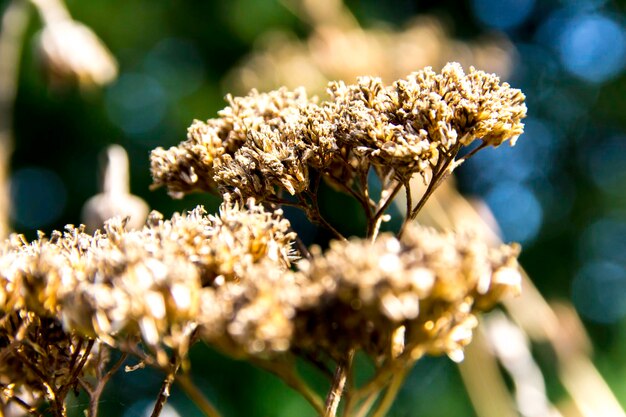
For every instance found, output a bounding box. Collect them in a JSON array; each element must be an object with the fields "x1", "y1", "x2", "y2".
[
  {"x1": 0, "y1": 0, "x2": 29, "y2": 240},
  {"x1": 401, "y1": 179, "x2": 626, "y2": 417},
  {"x1": 0, "y1": 0, "x2": 118, "y2": 240}
]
